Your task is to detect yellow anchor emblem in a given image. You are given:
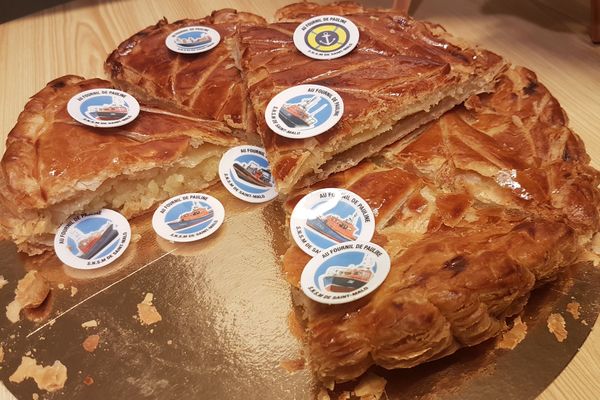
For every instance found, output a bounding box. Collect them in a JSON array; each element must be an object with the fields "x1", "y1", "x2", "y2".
[{"x1": 305, "y1": 24, "x2": 349, "y2": 52}]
